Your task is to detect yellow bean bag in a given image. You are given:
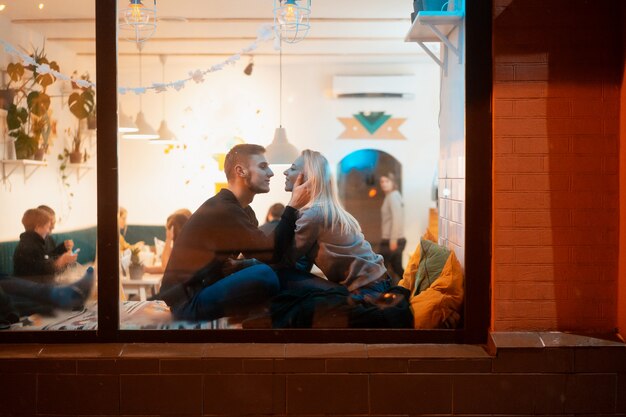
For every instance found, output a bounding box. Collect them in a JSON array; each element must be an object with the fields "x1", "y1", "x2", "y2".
[{"x1": 398, "y1": 237, "x2": 464, "y2": 329}]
